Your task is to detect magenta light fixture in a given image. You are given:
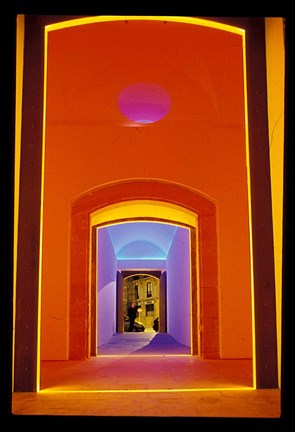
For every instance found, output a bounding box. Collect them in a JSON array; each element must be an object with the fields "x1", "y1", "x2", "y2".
[{"x1": 118, "y1": 82, "x2": 171, "y2": 124}]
